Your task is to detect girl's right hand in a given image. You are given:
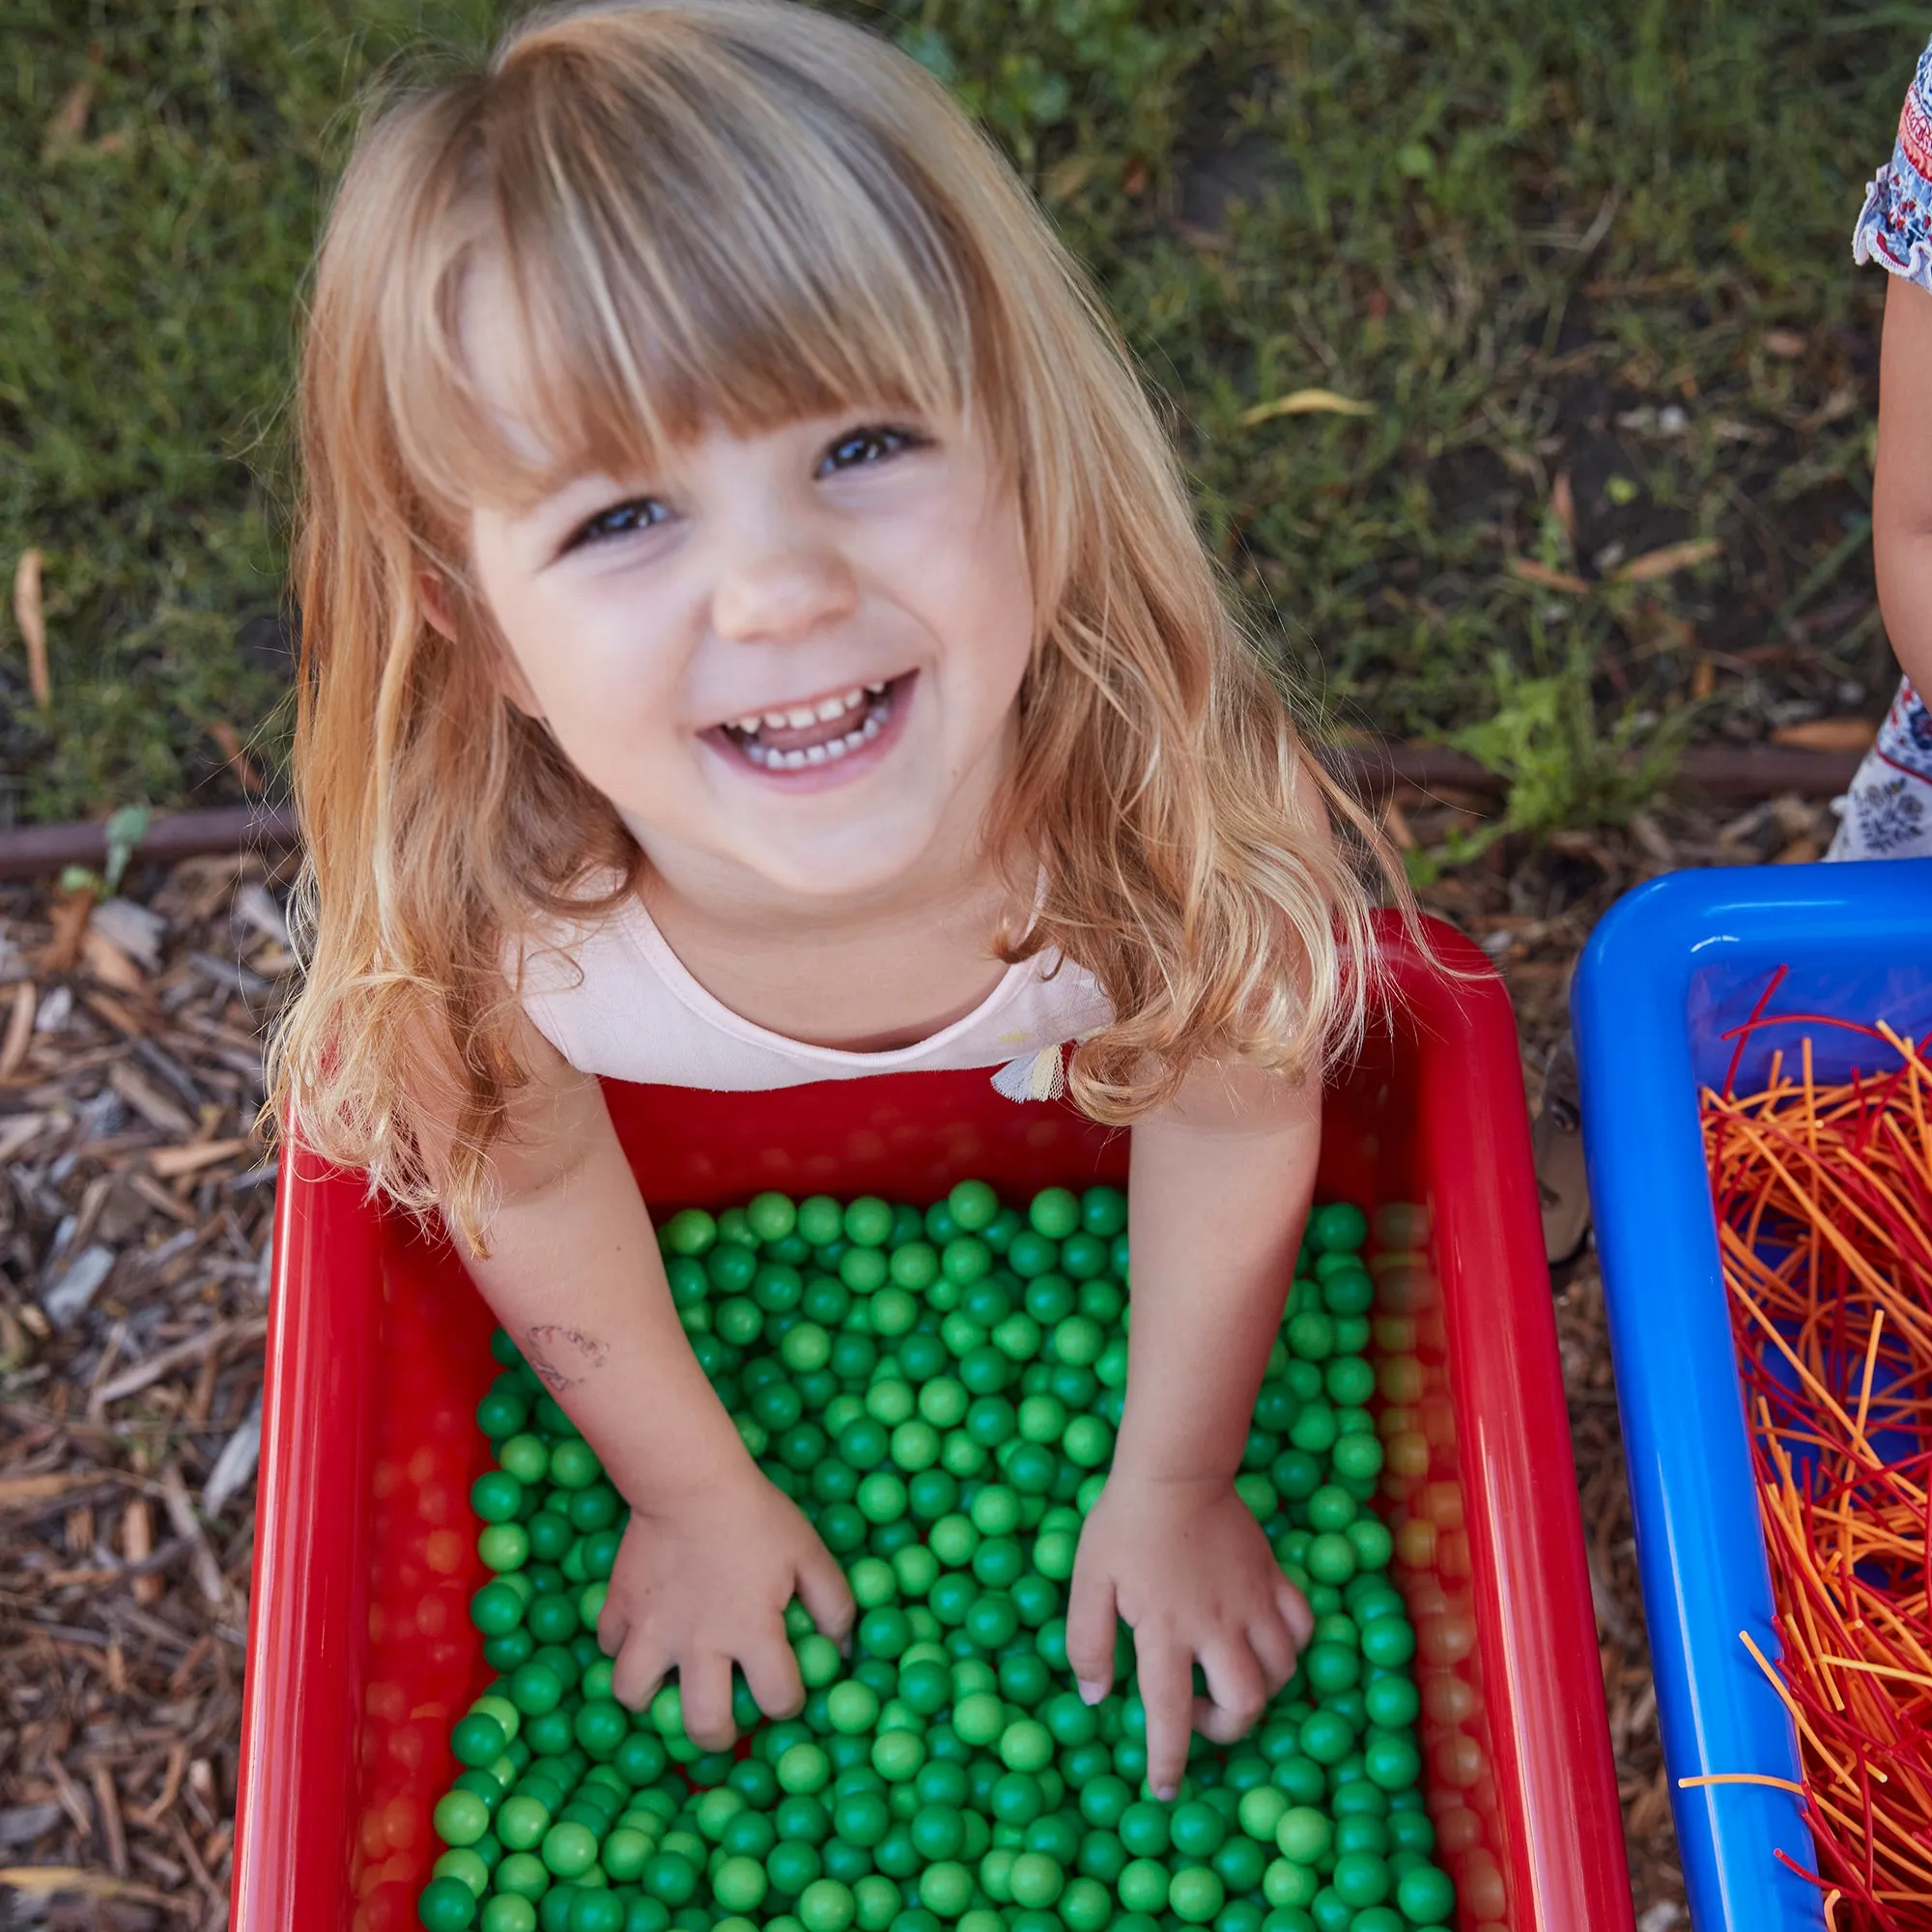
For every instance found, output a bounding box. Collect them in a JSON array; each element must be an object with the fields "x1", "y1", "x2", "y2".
[{"x1": 596, "y1": 1465, "x2": 854, "y2": 1748}]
